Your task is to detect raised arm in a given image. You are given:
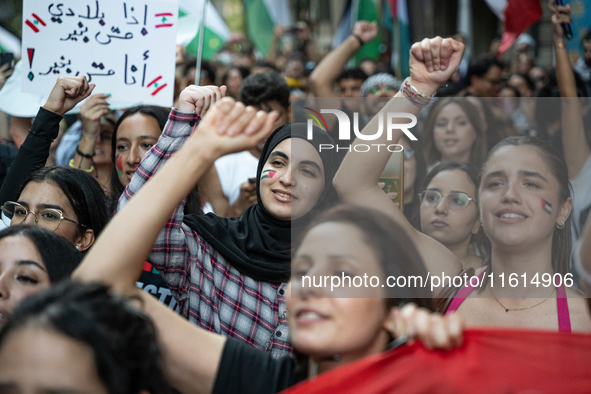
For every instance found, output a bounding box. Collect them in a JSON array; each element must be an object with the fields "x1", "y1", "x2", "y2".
[
  {"x1": 114, "y1": 86, "x2": 228, "y2": 287},
  {"x1": 333, "y1": 37, "x2": 465, "y2": 280},
  {"x1": 550, "y1": 0, "x2": 591, "y2": 178},
  {"x1": 309, "y1": 21, "x2": 377, "y2": 97},
  {"x1": 0, "y1": 77, "x2": 93, "y2": 205},
  {"x1": 74, "y1": 97, "x2": 277, "y2": 393},
  {"x1": 77, "y1": 95, "x2": 277, "y2": 293}
]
